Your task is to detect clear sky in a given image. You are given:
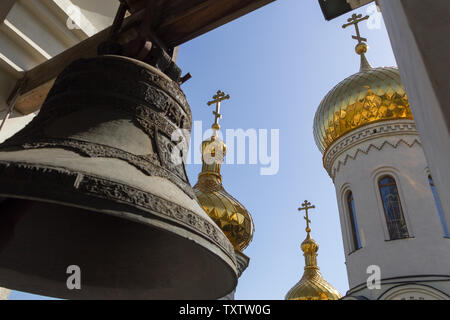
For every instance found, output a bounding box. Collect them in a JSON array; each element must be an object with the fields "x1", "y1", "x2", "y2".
[{"x1": 10, "y1": 0, "x2": 398, "y2": 300}]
